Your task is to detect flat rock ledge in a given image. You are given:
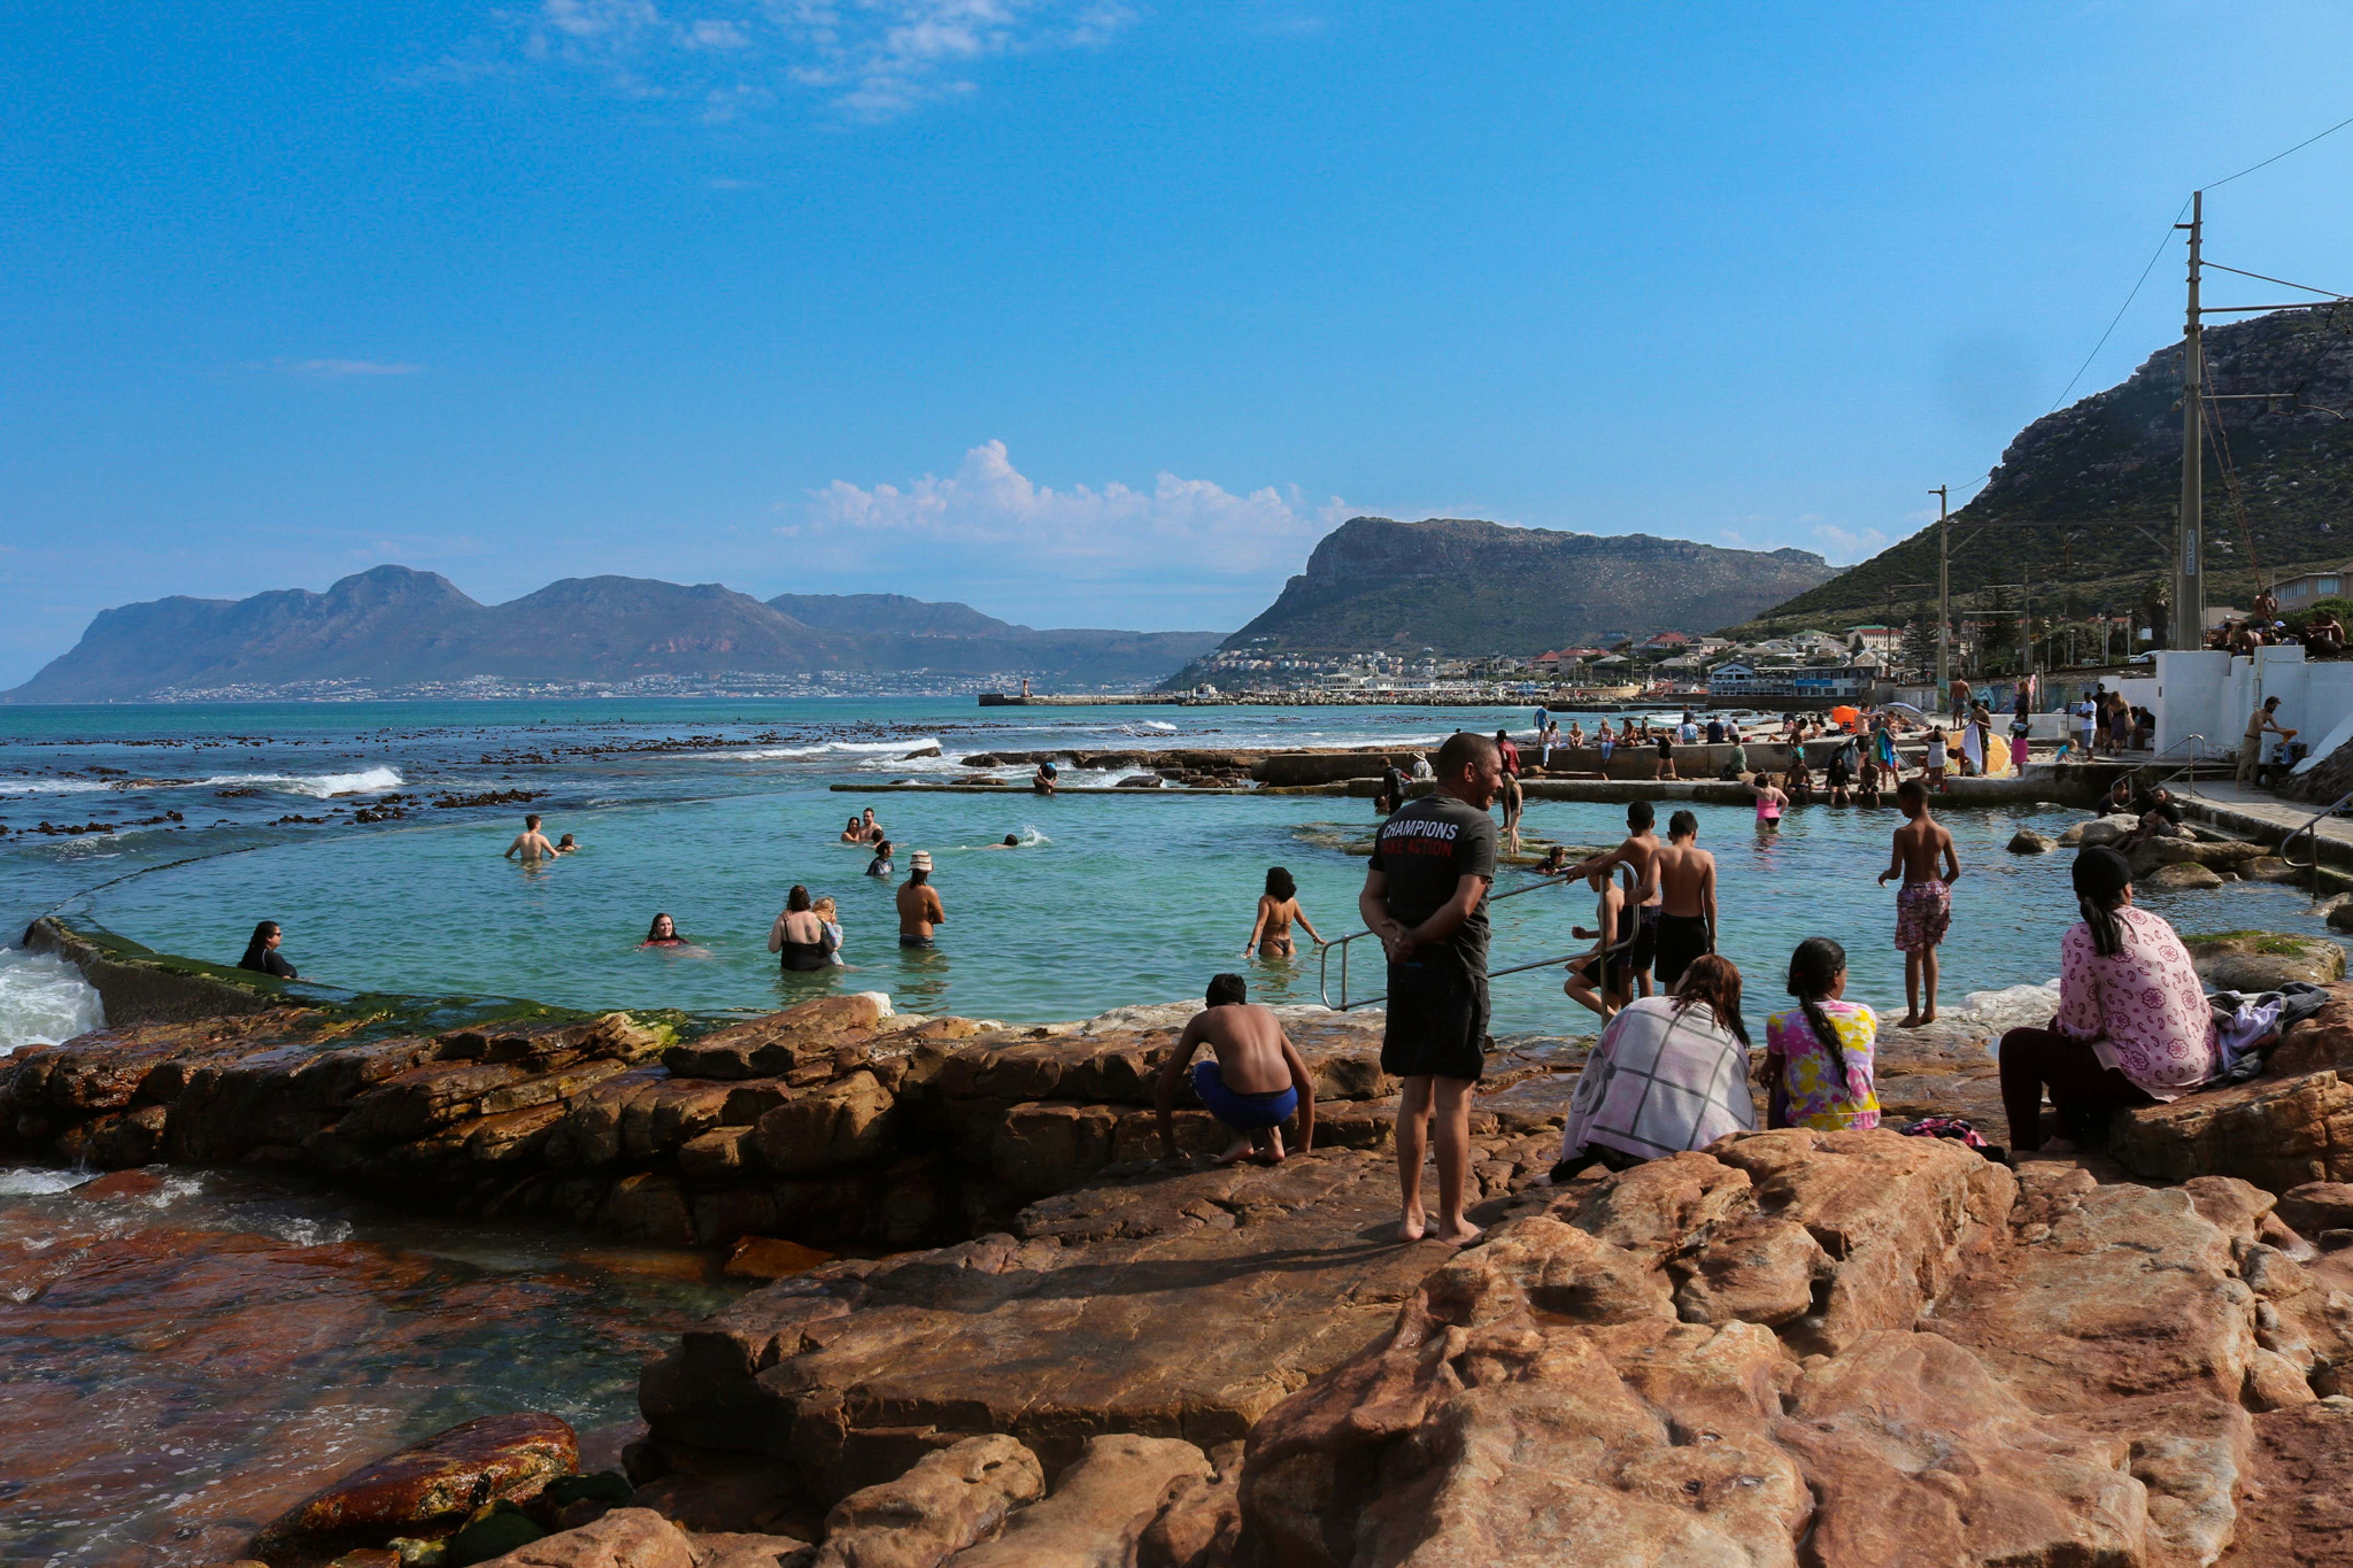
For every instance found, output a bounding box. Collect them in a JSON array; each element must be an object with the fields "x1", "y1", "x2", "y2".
[{"x1": 250, "y1": 1133, "x2": 2353, "y2": 1567}]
